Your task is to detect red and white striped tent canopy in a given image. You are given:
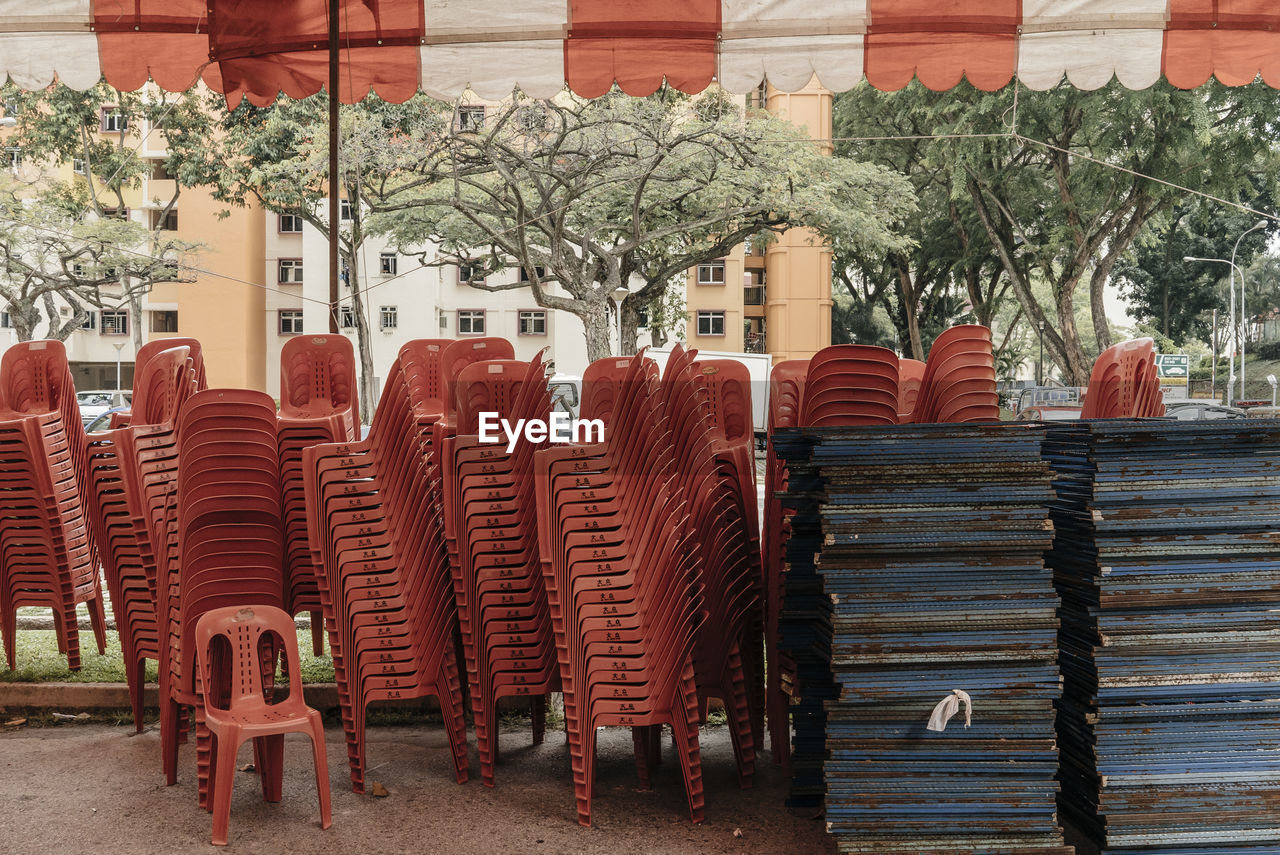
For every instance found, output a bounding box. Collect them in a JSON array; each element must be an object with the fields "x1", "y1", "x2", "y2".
[{"x1": 3, "y1": 1, "x2": 1279, "y2": 103}]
